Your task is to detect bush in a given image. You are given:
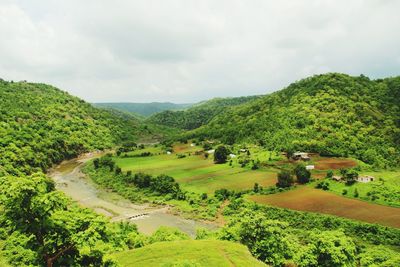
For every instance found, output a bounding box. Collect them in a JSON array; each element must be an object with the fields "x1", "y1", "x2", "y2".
[{"x1": 277, "y1": 170, "x2": 294, "y2": 188}]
